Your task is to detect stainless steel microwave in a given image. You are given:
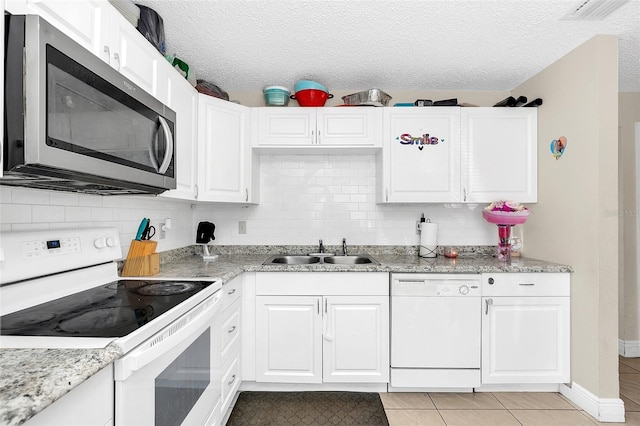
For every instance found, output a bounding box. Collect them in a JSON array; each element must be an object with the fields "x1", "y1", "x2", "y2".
[{"x1": 3, "y1": 14, "x2": 176, "y2": 195}]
